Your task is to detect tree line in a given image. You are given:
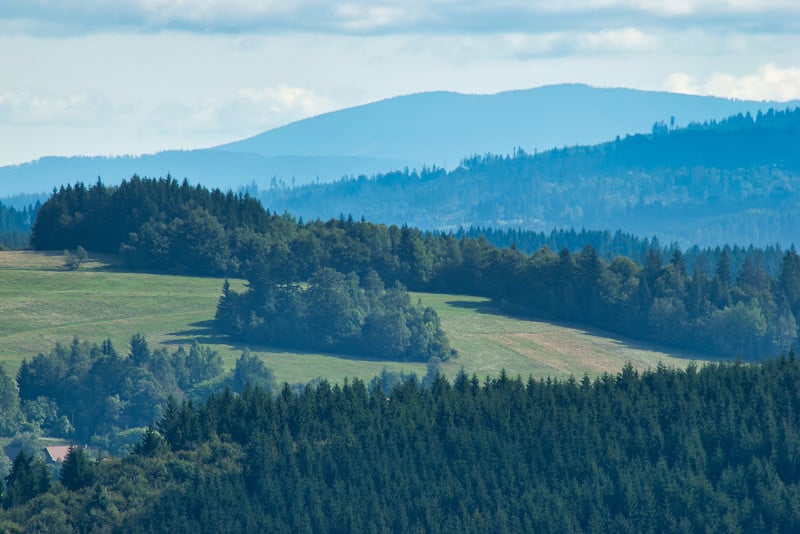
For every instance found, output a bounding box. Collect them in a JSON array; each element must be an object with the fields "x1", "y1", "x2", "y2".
[
  {"x1": 30, "y1": 176, "x2": 800, "y2": 359},
  {"x1": 5, "y1": 357, "x2": 800, "y2": 531},
  {"x1": 457, "y1": 226, "x2": 789, "y2": 279}
]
